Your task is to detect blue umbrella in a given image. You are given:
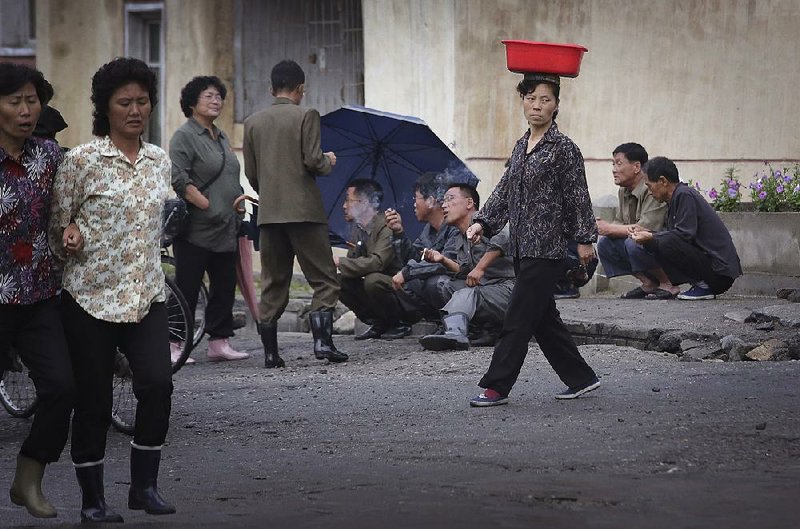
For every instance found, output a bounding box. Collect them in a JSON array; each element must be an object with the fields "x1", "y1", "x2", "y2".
[{"x1": 319, "y1": 105, "x2": 478, "y2": 246}]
